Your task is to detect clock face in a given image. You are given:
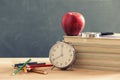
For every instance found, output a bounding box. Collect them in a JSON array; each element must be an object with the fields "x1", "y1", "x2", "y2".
[{"x1": 49, "y1": 42, "x2": 75, "y2": 69}]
